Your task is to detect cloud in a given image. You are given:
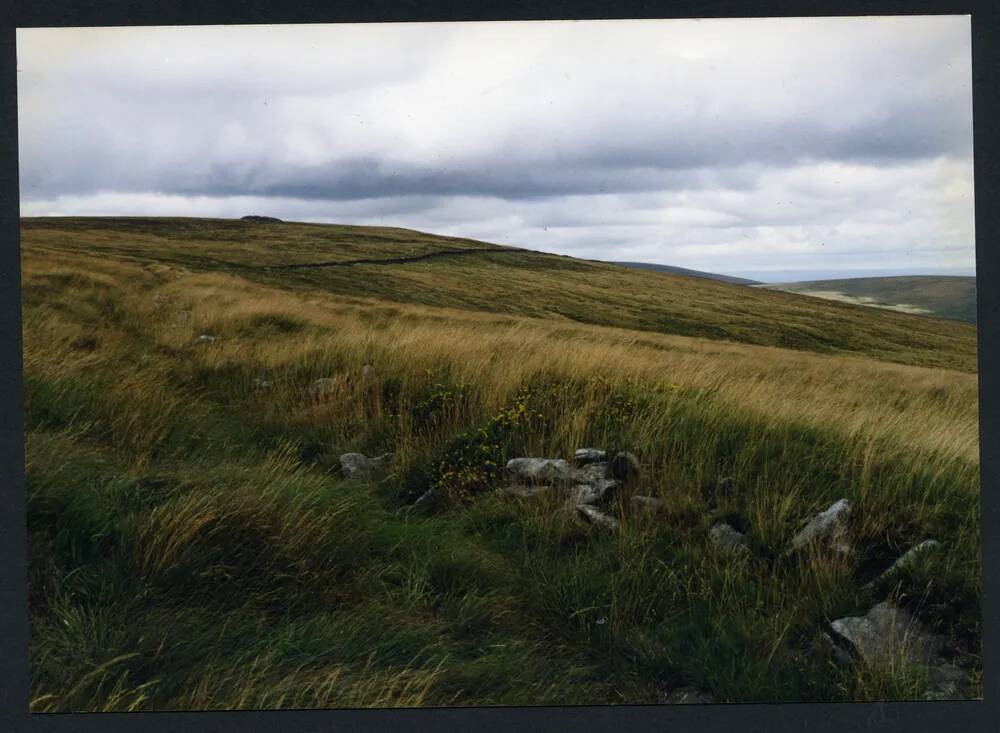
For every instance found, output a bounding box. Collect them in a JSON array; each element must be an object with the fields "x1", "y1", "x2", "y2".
[{"x1": 16, "y1": 16, "x2": 974, "y2": 277}]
